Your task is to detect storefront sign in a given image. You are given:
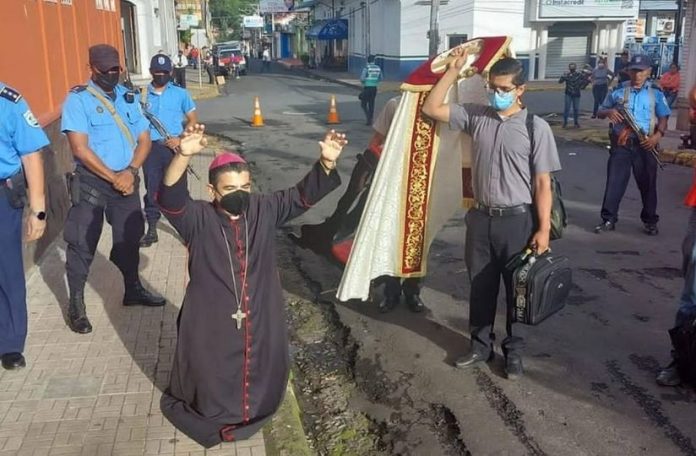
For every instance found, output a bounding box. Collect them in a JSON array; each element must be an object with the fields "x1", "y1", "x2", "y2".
[
  {"x1": 539, "y1": 0, "x2": 638, "y2": 18},
  {"x1": 243, "y1": 16, "x2": 265, "y2": 28},
  {"x1": 260, "y1": 0, "x2": 296, "y2": 13},
  {"x1": 625, "y1": 18, "x2": 645, "y2": 39}
]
